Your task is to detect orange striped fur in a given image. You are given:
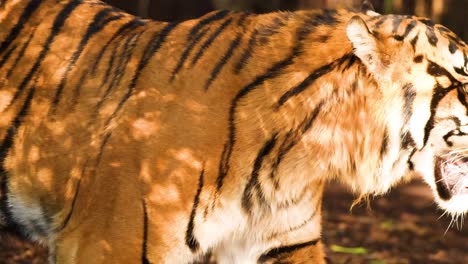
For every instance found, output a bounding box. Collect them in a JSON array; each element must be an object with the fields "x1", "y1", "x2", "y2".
[{"x1": 0, "y1": 0, "x2": 467, "y2": 263}]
